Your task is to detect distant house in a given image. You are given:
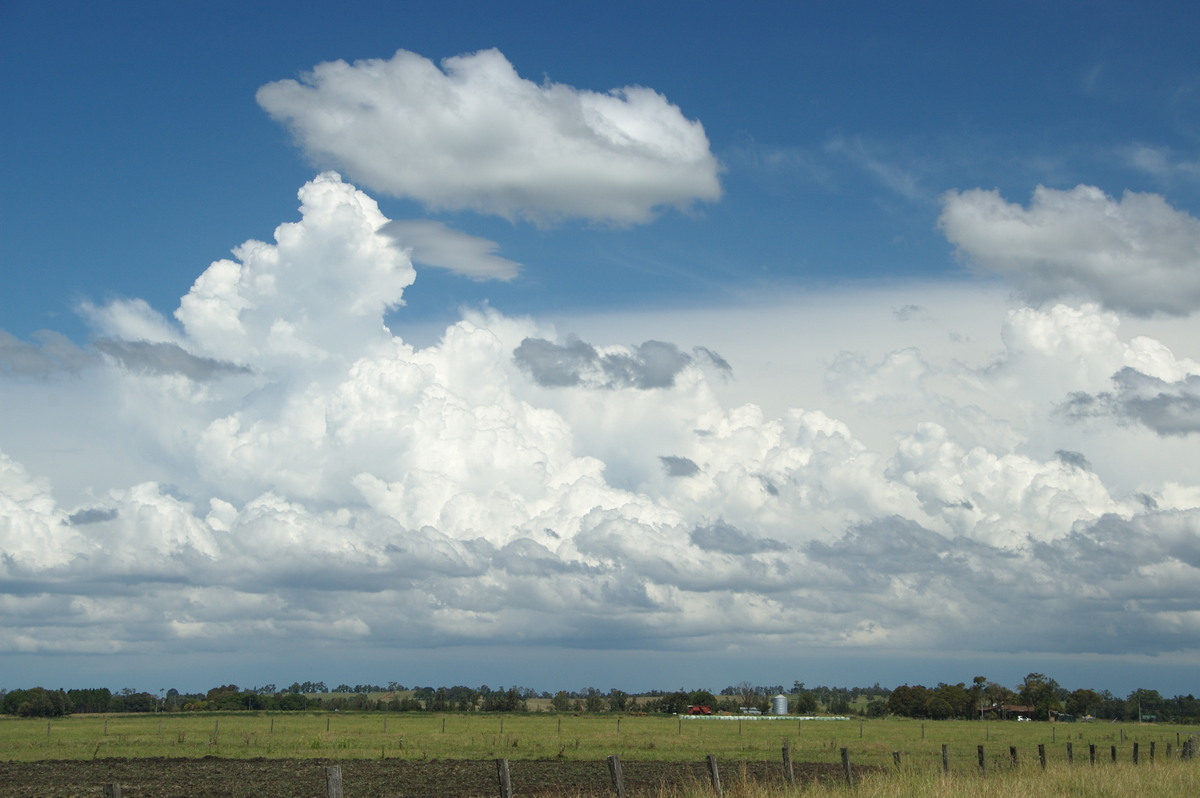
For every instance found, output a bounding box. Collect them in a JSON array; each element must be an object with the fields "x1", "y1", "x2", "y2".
[{"x1": 982, "y1": 704, "x2": 1036, "y2": 720}]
